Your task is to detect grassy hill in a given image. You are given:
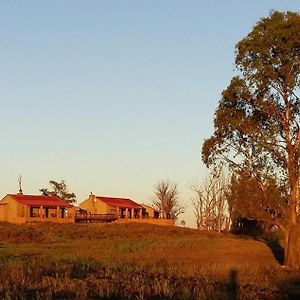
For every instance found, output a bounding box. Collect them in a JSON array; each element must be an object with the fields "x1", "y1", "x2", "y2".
[{"x1": 0, "y1": 222, "x2": 298, "y2": 299}]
